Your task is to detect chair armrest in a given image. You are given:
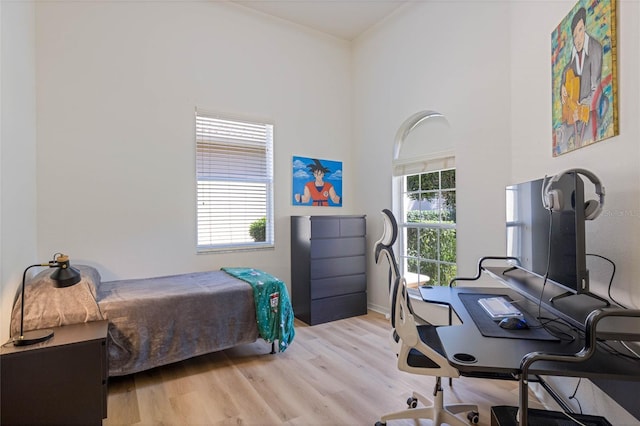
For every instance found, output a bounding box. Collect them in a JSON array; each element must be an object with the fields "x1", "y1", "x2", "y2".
[
  {"x1": 520, "y1": 308, "x2": 640, "y2": 375},
  {"x1": 517, "y1": 308, "x2": 640, "y2": 426}
]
